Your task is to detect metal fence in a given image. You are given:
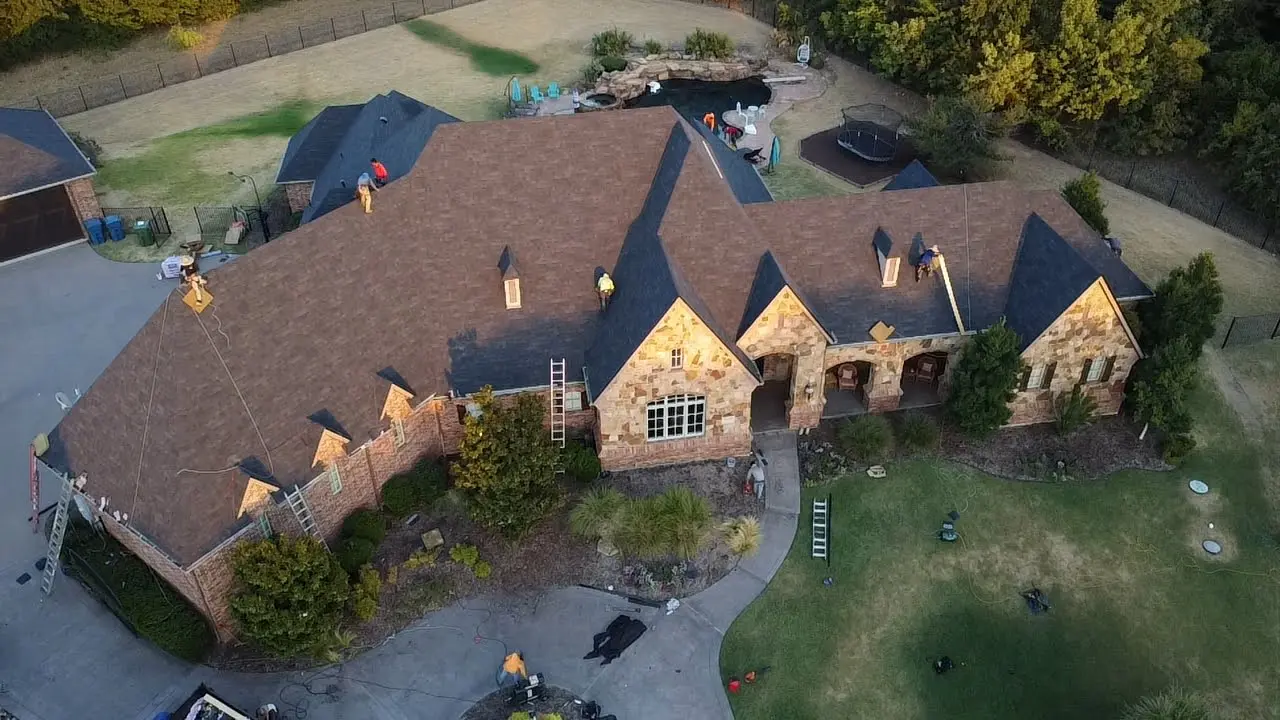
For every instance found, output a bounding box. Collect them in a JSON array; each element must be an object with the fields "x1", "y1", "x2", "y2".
[
  {"x1": 1061, "y1": 148, "x2": 1277, "y2": 255},
  {"x1": 1220, "y1": 314, "x2": 1280, "y2": 349},
  {"x1": 194, "y1": 206, "x2": 270, "y2": 247},
  {"x1": 17, "y1": 0, "x2": 485, "y2": 118},
  {"x1": 99, "y1": 207, "x2": 172, "y2": 238}
]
